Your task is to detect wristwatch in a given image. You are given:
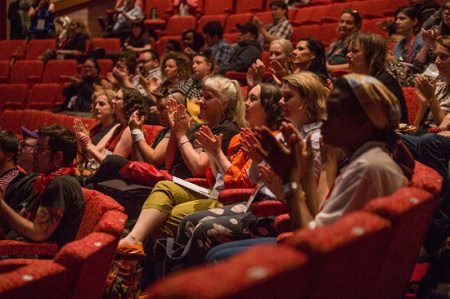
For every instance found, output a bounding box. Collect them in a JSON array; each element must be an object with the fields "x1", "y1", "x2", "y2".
[{"x1": 283, "y1": 181, "x2": 303, "y2": 198}]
